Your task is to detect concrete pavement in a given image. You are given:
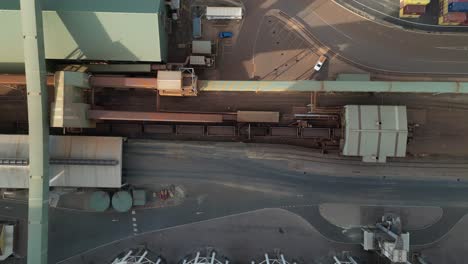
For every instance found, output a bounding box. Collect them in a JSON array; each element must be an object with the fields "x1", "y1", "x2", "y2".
[
  {"x1": 218, "y1": 0, "x2": 468, "y2": 80},
  {"x1": 4, "y1": 140, "x2": 468, "y2": 263}
]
